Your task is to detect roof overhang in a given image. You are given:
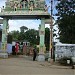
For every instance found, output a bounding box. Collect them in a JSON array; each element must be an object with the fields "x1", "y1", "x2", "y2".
[{"x1": 0, "y1": 11, "x2": 50, "y2": 19}]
